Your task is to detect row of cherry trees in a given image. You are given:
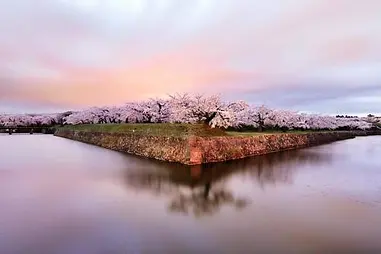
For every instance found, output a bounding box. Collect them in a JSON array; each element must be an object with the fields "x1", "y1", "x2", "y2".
[
  {"x1": 61, "y1": 94, "x2": 248, "y2": 128},
  {"x1": 0, "y1": 112, "x2": 71, "y2": 128},
  {"x1": 61, "y1": 94, "x2": 376, "y2": 131},
  {"x1": 0, "y1": 94, "x2": 377, "y2": 130}
]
